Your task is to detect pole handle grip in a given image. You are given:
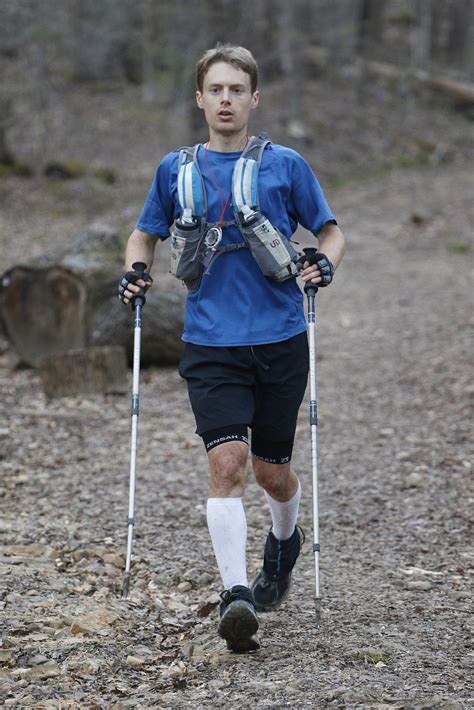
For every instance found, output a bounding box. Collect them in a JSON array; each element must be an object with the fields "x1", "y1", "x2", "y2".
[
  {"x1": 131, "y1": 262, "x2": 147, "y2": 309},
  {"x1": 302, "y1": 248, "x2": 319, "y2": 295}
]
